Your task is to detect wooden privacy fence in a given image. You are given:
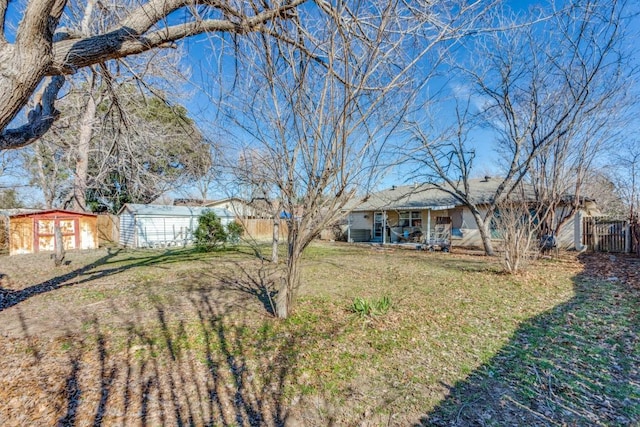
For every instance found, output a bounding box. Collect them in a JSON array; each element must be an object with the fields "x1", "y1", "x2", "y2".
[
  {"x1": 0, "y1": 216, "x2": 8, "y2": 253},
  {"x1": 97, "y1": 214, "x2": 119, "y2": 245},
  {"x1": 239, "y1": 219, "x2": 289, "y2": 241},
  {"x1": 582, "y1": 218, "x2": 628, "y2": 253}
]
